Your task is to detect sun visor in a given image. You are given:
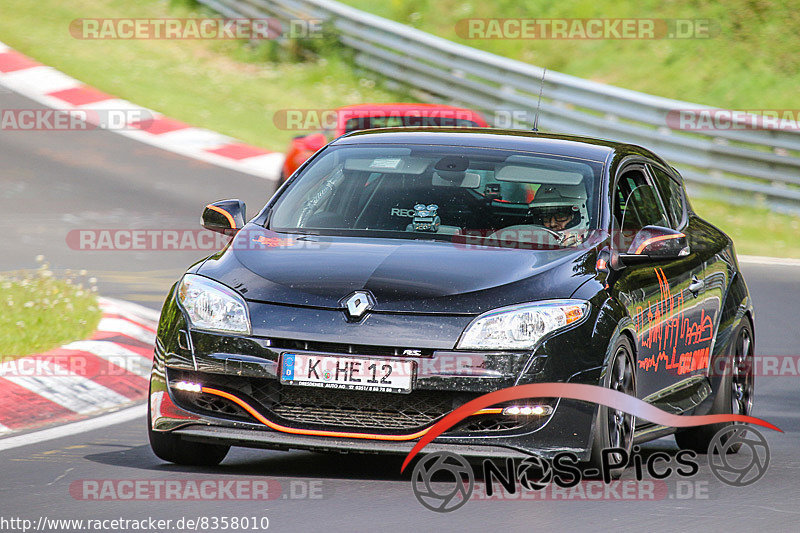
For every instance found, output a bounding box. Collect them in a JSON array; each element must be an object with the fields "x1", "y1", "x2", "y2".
[{"x1": 495, "y1": 165, "x2": 585, "y2": 185}]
